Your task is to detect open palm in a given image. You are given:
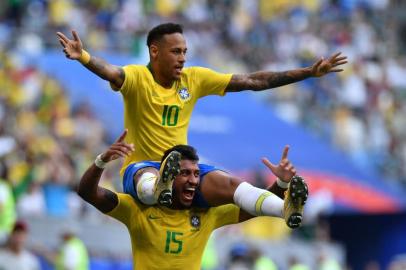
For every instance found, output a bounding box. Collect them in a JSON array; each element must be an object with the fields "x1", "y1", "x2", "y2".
[
  {"x1": 311, "y1": 52, "x2": 348, "y2": 77},
  {"x1": 262, "y1": 146, "x2": 296, "y2": 182},
  {"x1": 56, "y1": 30, "x2": 83, "y2": 60}
]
